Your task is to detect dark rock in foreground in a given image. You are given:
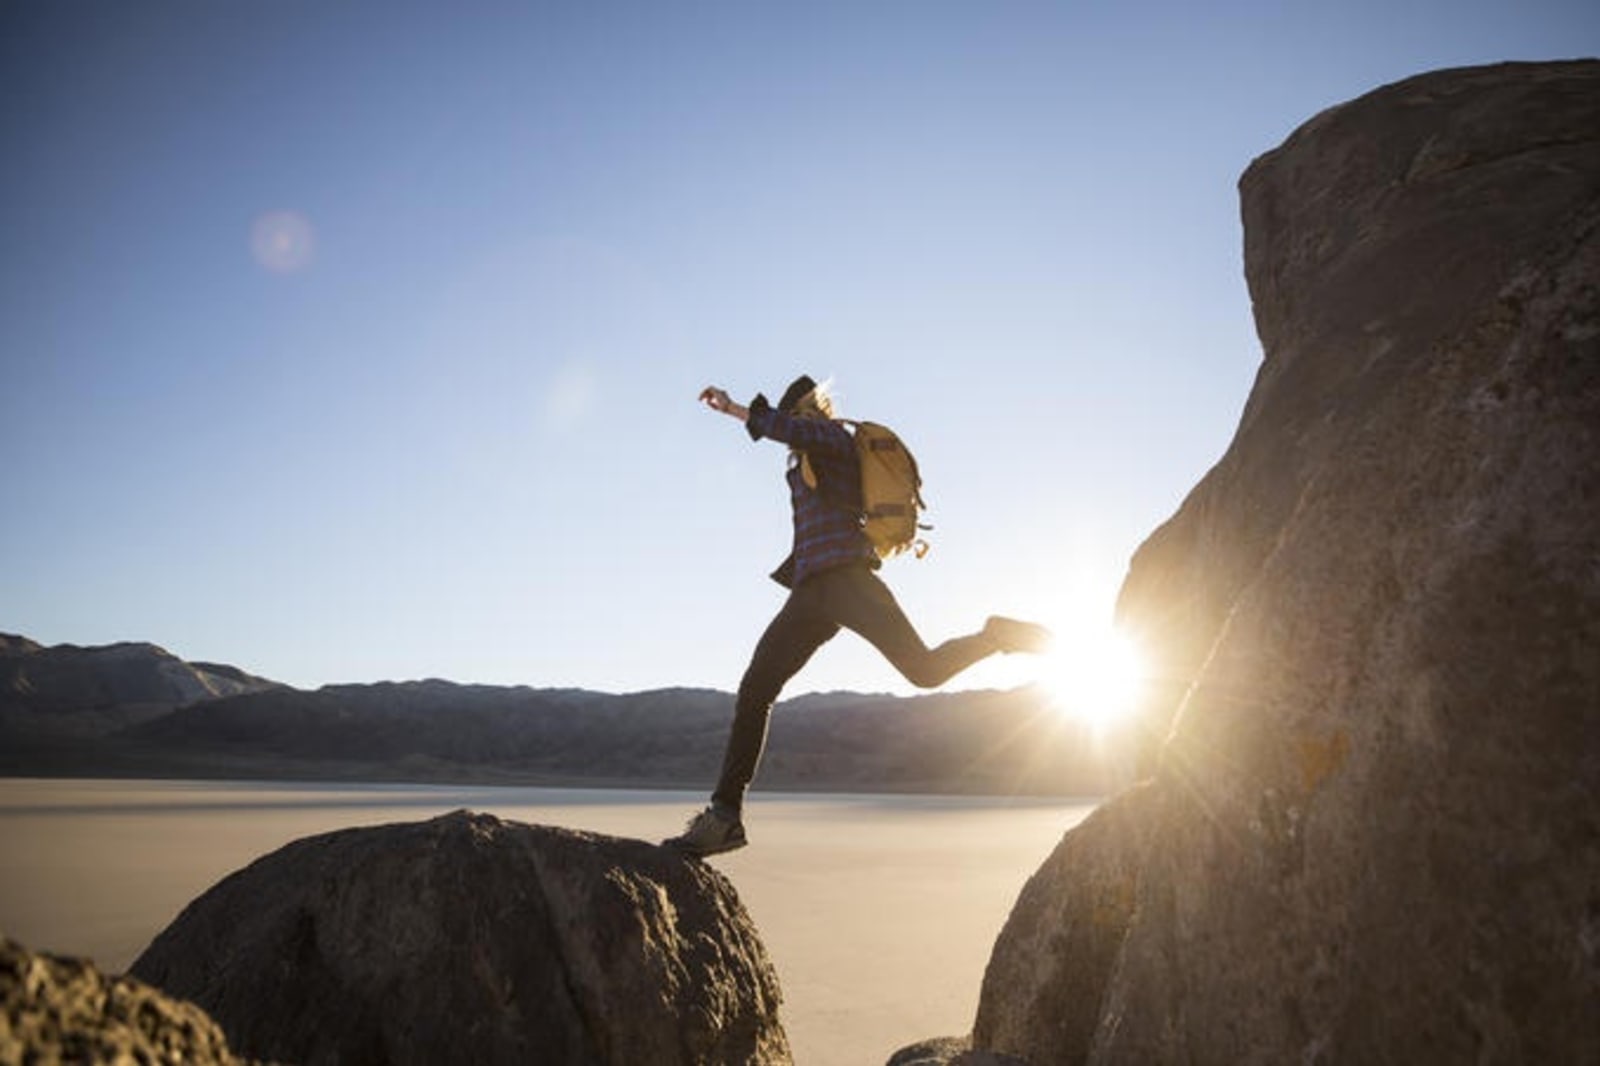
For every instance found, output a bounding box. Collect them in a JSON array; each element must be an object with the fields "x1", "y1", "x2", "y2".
[
  {"x1": 887, "y1": 1035, "x2": 1029, "y2": 1065},
  {"x1": 1, "y1": 935, "x2": 253, "y2": 1064},
  {"x1": 963, "y1": 60, "x2": 1600, "y2": 1065},
  {"x1": 888, "y1": 1037, "x2": 972, "y2": 1065},
  {"x1": 131, "y1": 810, "x2": 790, "y2": 1066}
]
